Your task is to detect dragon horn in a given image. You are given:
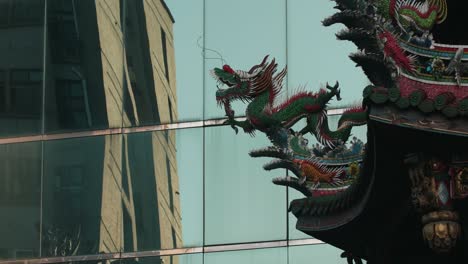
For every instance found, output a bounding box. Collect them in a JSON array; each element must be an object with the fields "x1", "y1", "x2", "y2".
[
  {"x1": 247, "y1": 55, "x2": 270, "y2": 74},
  {"x1": 326, "y1": 81, "x2": 337, "y2": 90},
  {"x1": 325, "y1": 81, "x2": 340, "y2": 90},
  {"x1": 237, "y1": 56, "x2": 271, "y2": 79},
  {"x1": 268, "y1": 58, "x2": 277, "y2": 72},
  {"x1": 259, "y1": 55, "x2": 269, "y2": 66},
  {"x1": 326, "y1": 81, "x2": 341, "y2": 100},
  {"x1": 333, "y1": 81, "x2": 339, "y2": 90}
]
